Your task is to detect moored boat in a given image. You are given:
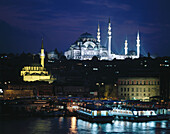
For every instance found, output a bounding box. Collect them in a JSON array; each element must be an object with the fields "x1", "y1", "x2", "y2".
[
  {"x1": 111, "y1": 106, "x2": 168, "y2": 121},
  {"x1": 77, "y1": 104, "x2": 114, "y2": 123}
]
